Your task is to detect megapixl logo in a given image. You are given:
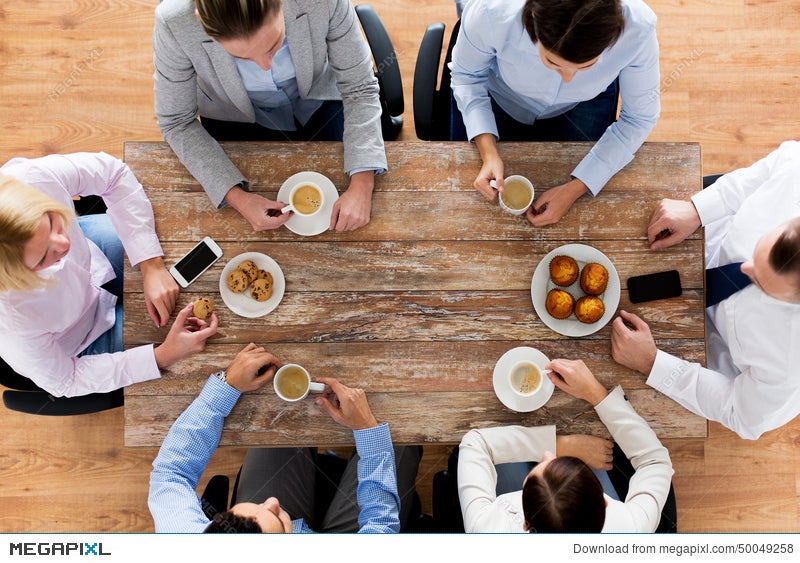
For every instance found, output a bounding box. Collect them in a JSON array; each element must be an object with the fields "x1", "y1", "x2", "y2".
[{"x1": 9, "y1": 542, "x2": 111, "y2": 556}]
